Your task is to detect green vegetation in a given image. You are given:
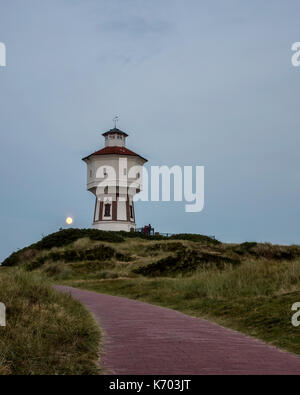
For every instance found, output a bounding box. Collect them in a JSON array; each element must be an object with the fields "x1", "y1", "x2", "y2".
[
  {"x1": 133, "y1": 248, "x2": 240, "y2": 276},
  {"x1": 168, "y1": 233, "x2": 221, "y2": 244},
  {"x1": 2, "y1": 228, "x2": 300, "y2": 356},
  {"x1": 0, "y1": 269, "x2": 101, "y2": 375},
  {"x1": 1, "y1": 228, "x2": 218, "y2": 267}
]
